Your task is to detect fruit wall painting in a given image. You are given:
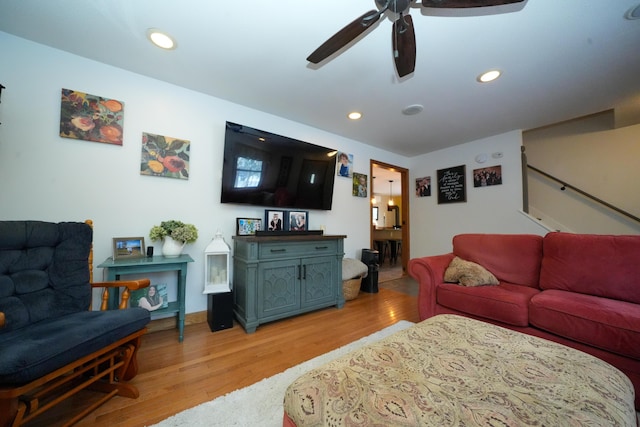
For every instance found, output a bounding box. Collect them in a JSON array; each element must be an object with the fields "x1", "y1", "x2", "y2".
[{"x1": 60, "y1": 88, "x2": 124, "y2": 145}]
